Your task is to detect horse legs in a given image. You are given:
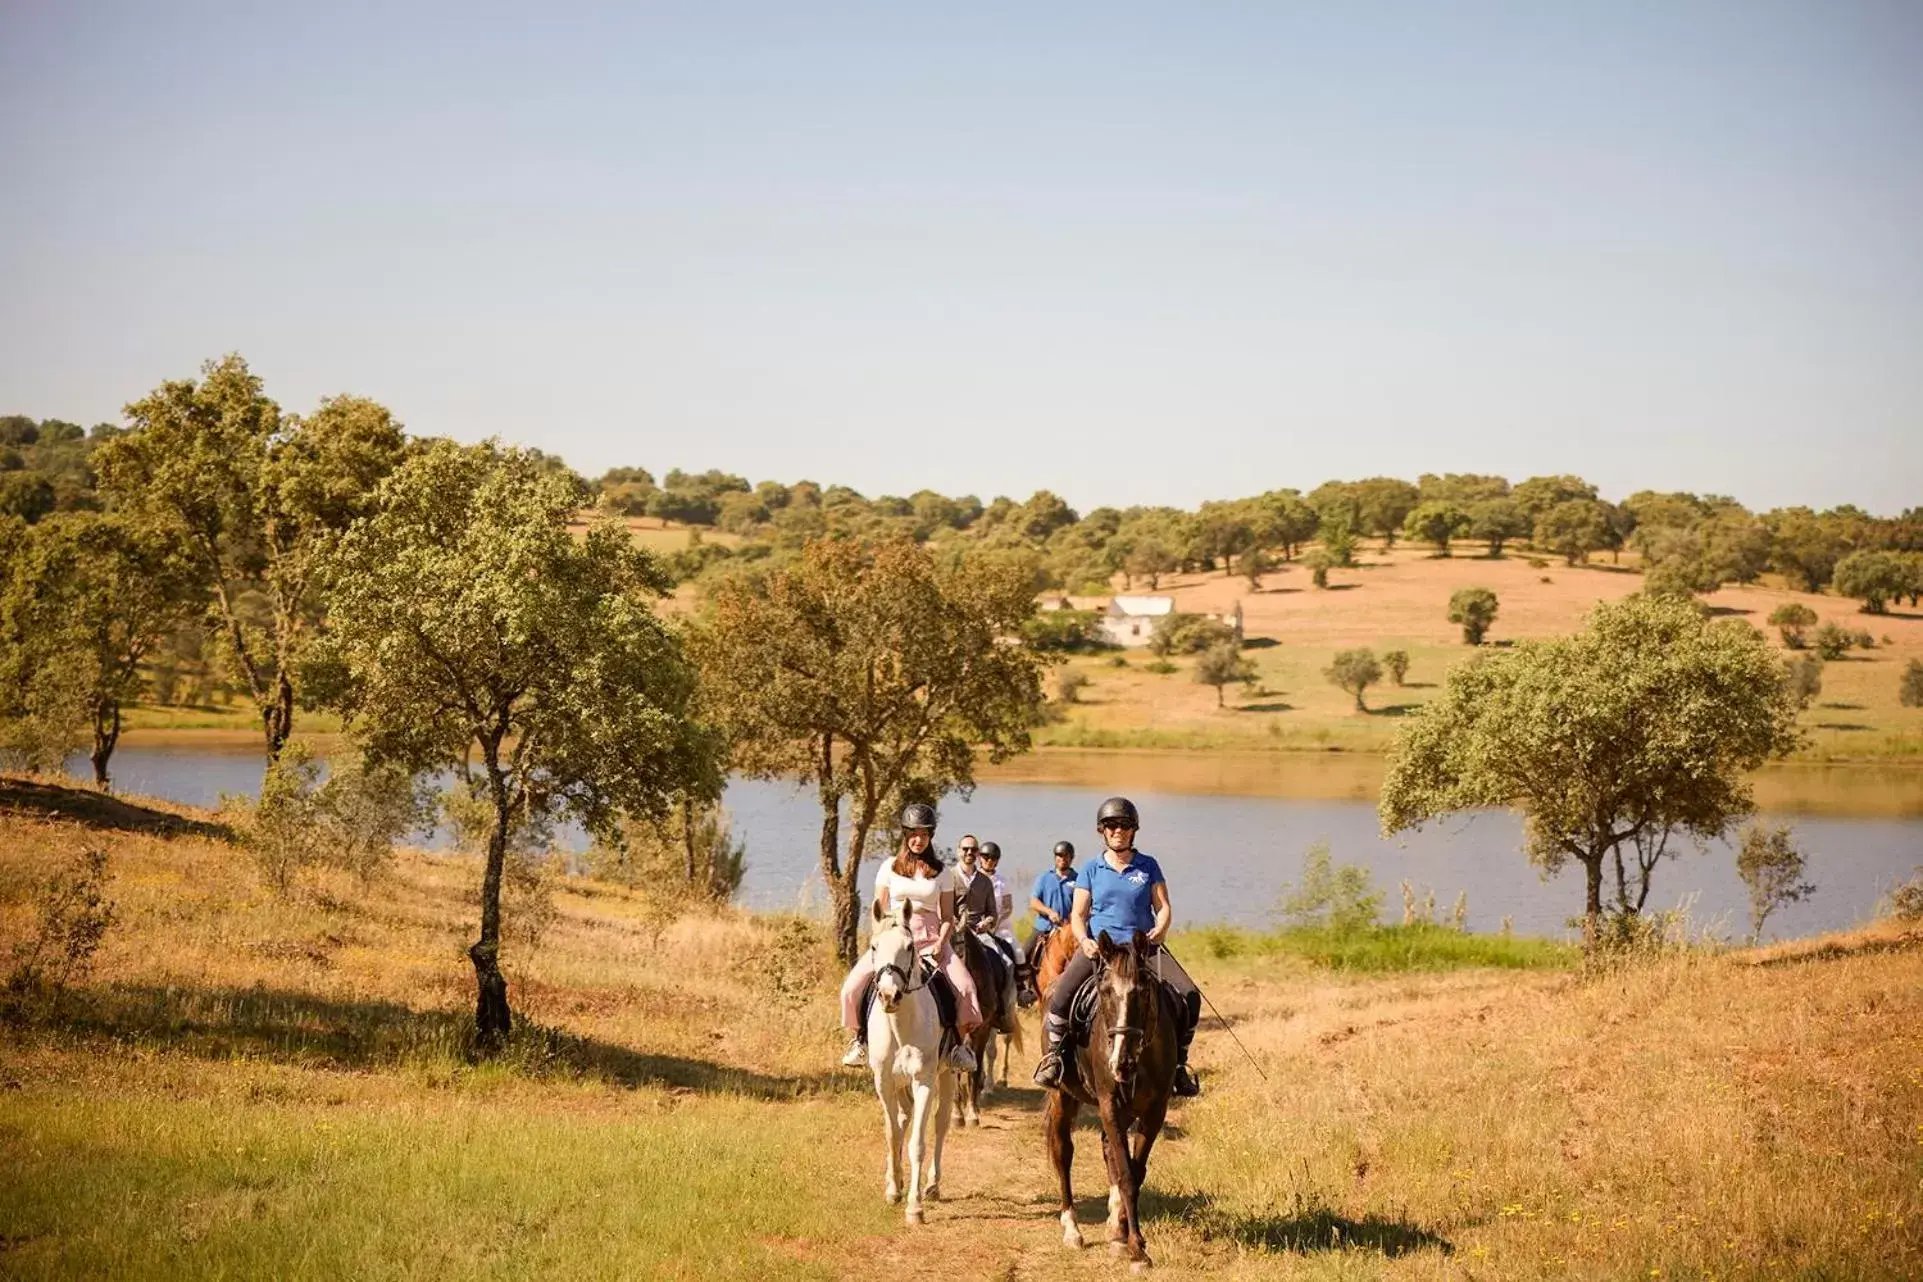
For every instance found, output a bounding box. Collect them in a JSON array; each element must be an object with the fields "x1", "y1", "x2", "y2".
[
  {"x1": 980, "y1": 1029, "x2": 998, "y2": 1102},
  {"x1": 1122, "y1": 1096, "x2": 1168, "y2": 1267},
  {"x1": 877, "y1": 1077, "x2": 904, "y2": 1204},
  {"x1": 1046, "y1": 1090, "x2": 1083, "y2": 1249},
  {"x1": 925, "y1": 1065, "x2": 952, "y2": 1201},
  {"x1": 904, "y1": 1079, "x2": 932, "y2": 1225},
  {"x1": 1099, "y1": 1098, "x2": 1152, "y2": 1267}
]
